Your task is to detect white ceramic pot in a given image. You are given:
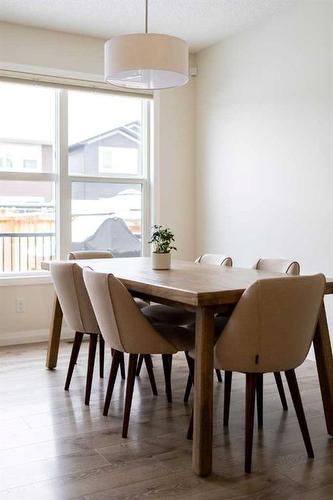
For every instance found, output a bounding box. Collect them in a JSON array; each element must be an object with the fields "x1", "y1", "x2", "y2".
[{"x1": 152, "y1": 252, "x2": 171, "y2": 270}]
